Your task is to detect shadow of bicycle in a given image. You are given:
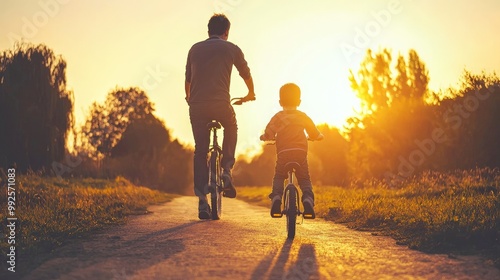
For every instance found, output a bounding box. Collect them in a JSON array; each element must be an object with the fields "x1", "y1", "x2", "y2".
[{"x1": 251, "y1": 240, "x2": 320, "y2": 279}]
